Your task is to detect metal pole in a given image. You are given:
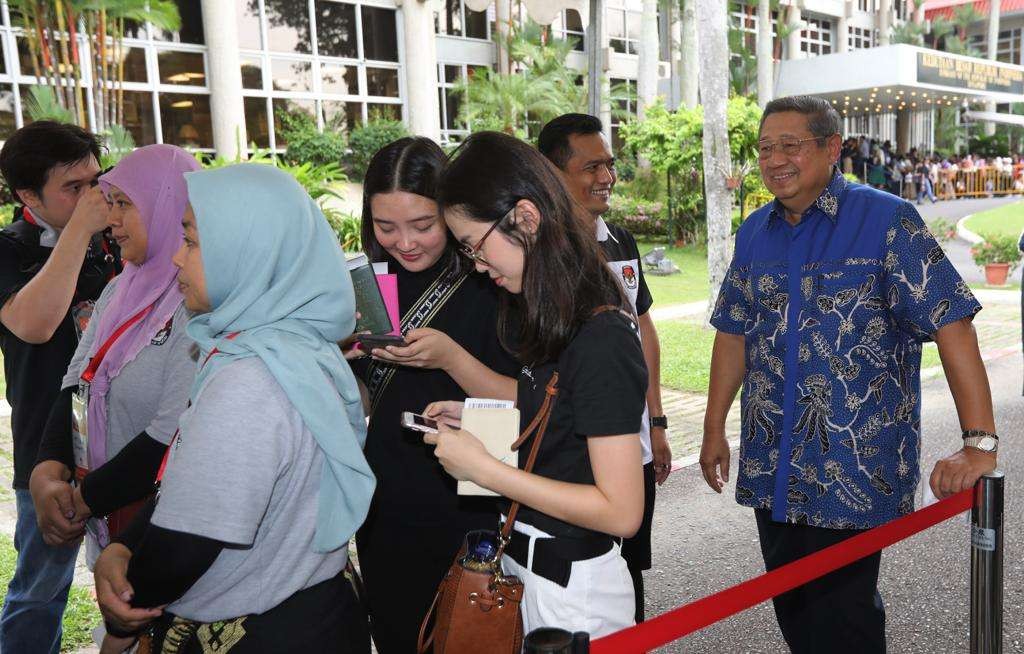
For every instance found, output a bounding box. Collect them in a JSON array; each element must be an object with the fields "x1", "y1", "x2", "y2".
[
  {"x1": 586, "y1": 0, "x2": 602, "y2": 117},
  {"x1": 970, "y1": 471, "x2": 1004, "y2": 654}
]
